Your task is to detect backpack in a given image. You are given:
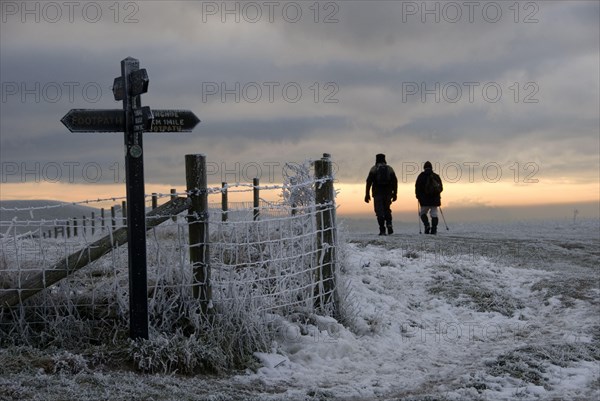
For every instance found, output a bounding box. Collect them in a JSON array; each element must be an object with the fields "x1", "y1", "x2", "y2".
[
  {"x1": 424, "y1": 174, "x2": 442, "y2": 195},
  {"x1": 375, "y1": 164, "x2": 391, "y2": 186}
]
